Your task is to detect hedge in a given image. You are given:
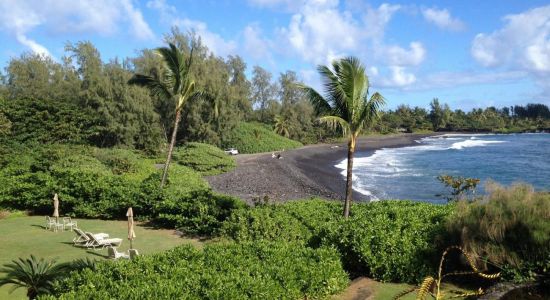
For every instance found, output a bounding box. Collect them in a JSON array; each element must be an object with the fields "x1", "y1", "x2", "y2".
[
  {"x1": 221, "y1": 199, "x2": 454, "y2": 283},
  {"x1": 43, "y1": 241, "x2": 349, "y2": 299}
]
